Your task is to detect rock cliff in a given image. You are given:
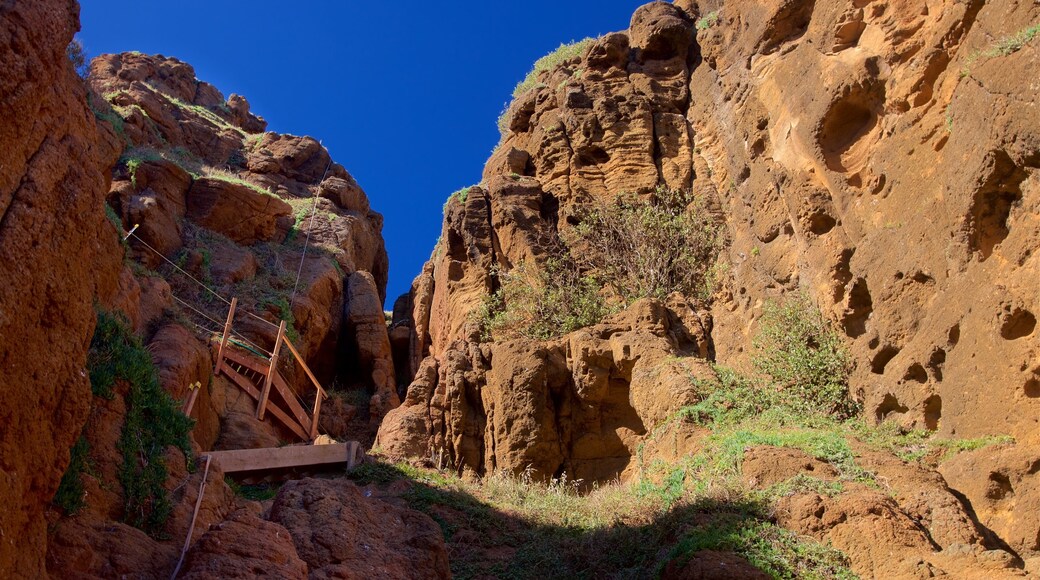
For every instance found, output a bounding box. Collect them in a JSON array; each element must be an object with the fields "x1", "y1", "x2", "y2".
[{"x1": 379, "y1": 0, "x2": 1040, "y2": 575}]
